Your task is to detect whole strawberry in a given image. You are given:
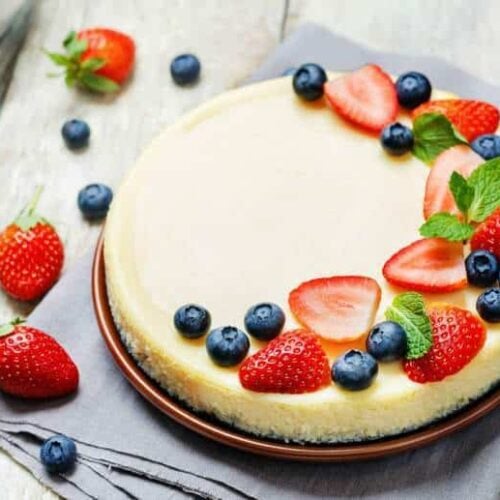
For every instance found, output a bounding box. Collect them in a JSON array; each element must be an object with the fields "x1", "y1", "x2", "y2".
[
  {"x1": 471, "y1": 208, "x2": 500, "y2": 259},
  {"x1": 239, "y1": 330, "x2": 330, "y2": 394},
  {"x1": 46, "y1": 28, "x2": 135, "y2": 93},
  {"x1": 0, "y1": 188, "x2": 64, "y2": 301},
  {"x1": 0, "y1": 320, "x2": 78, "y2": 399}
]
